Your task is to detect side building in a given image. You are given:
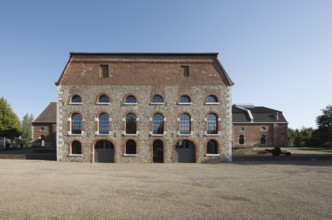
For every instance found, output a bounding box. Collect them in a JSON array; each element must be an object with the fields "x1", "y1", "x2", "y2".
[
  {"x1": 32, "y1": 102, "x2": 57, "y2": 148},
  {"x1": 232, "y1": 105, "x2": 288, "y2": 148},
  {"x1": 55, "y1": 52, "x2": 234, "y2": 163}
]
